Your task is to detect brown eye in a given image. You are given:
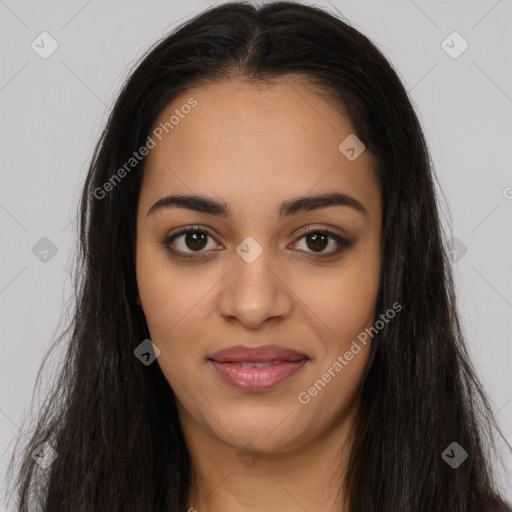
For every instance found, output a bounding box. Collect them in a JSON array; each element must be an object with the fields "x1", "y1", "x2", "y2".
[
  {"x1": 162, "y1": 226, "x2": 353, "y2": 262},
  {"x1": 292, "y1": 229, "x2": 353, "y2": 258},
  {"x1": 182, "y1": 231, "x2": 208, "y2": 251},
  {"x1": 304, "y1": 232, "x2": 329, "y2": 252},
  {"x1": 162, "y1": 226, "x2": 221, "y2": 259}
]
